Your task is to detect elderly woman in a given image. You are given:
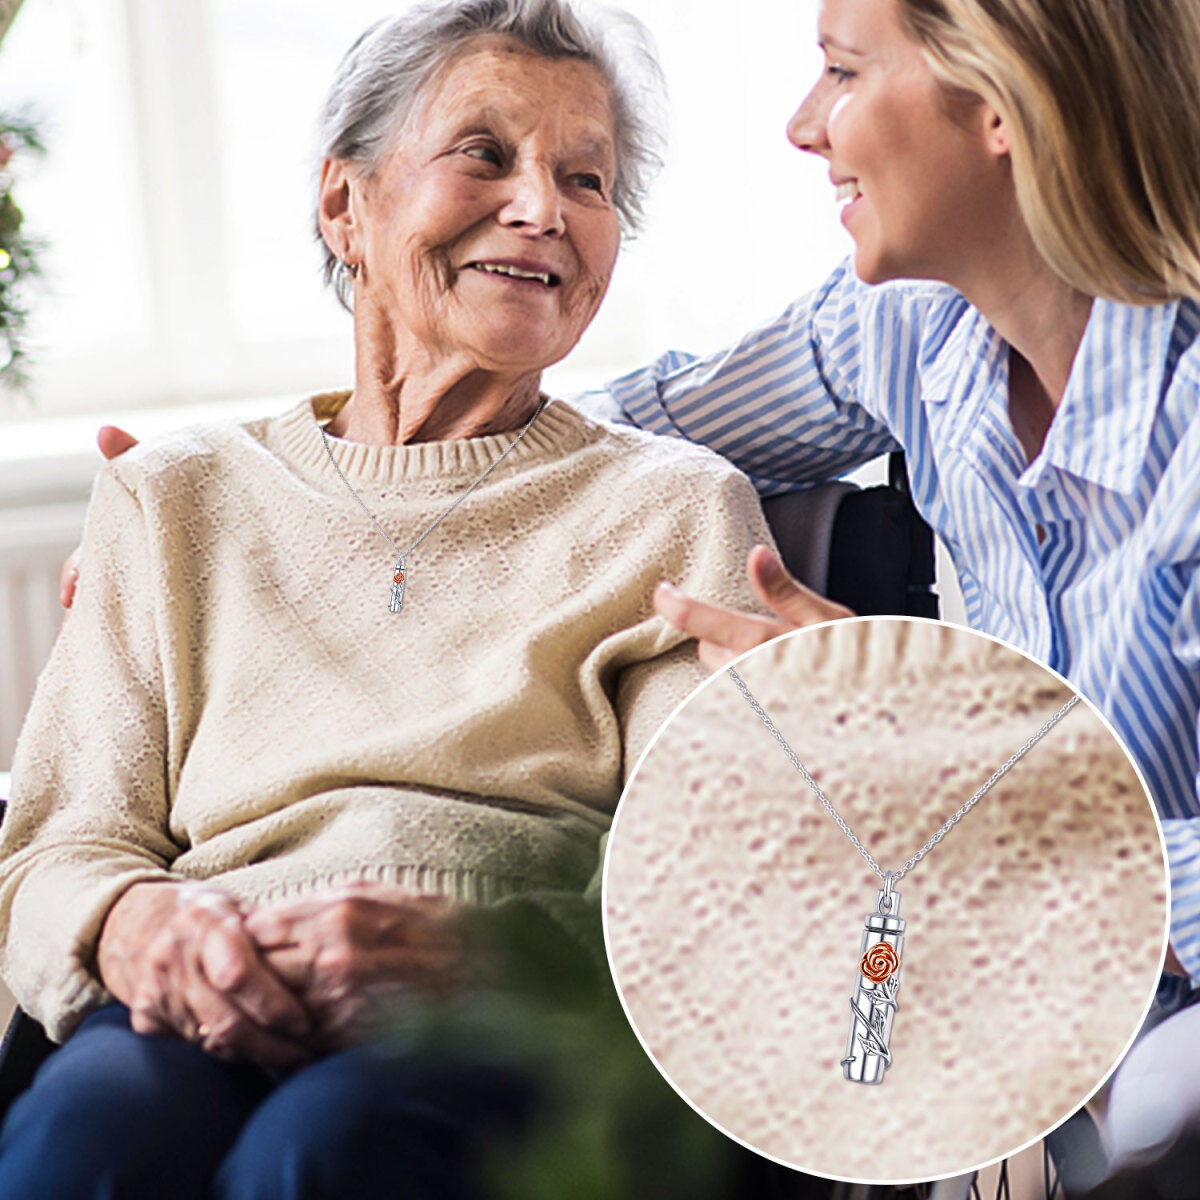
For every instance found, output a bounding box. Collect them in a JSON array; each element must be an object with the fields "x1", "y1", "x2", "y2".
[{"x1": 0, "y1": 2, "x2": 771, "y2": 1196}]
